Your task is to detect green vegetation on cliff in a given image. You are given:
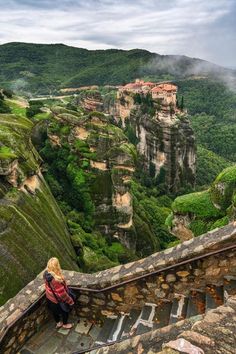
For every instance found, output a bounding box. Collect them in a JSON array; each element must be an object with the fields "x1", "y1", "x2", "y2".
[
  {"x1": 131, "y1": 181, "x2": 179, "y2": 253},
  {"x1": 0, "y1": 113, "x2": 78, "y2": 305},
  {"x1": 211, "y1": 165, "x2": 236, "y2": 211},
  {"x1": 172, "y1": 190, "x2": 221, "y2": 218},
  {"x1": 39, "y1": 108, "x2": 139, "y2": 269},
  {"x1": 176, "y1": 79, "x2": 236, "y2": 164},
  {"x1": 196, "y1": 145, "x2": 231, "y2": 186},
  {"x1": 38, "y1": 104, "x2": 178, "y2": 266},
  {"x1": 169, "y1": 164, "x2": 236, "y2": 237}
]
